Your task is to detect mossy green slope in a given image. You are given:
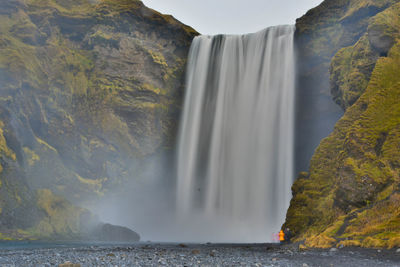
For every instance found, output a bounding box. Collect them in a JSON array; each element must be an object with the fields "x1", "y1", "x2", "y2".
[
  {"x1": 0, "y1": 0, "x2": 197, "y2": 239},
  {"x1": 331, "y1": 3, "x2": 400, "y2": 109},
  {"x1": 293, "y1": 0, "x2": 400, "y2": 173},
  {"x1": 286, "y1": 0, "x2": 400, "y2": 249}
]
